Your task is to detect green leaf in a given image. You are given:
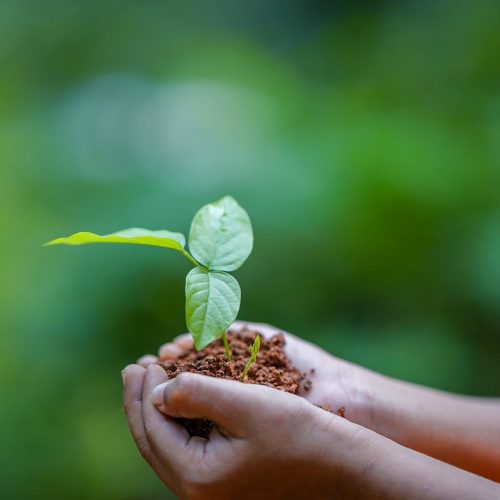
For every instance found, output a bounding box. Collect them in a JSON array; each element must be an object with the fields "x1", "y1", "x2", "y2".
[
  {"x1": 251, "y1": 335, "x2": 261, "y2": 355},
  {"x1": 188, "y1": 196, "x2": 253, "y2": 272},
  {"x1": 45, "y1": 228, "x2": 186, "y2": 252},
  {"x1": 185, "y1": 267, "x2": 241, "y2": 350}
]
